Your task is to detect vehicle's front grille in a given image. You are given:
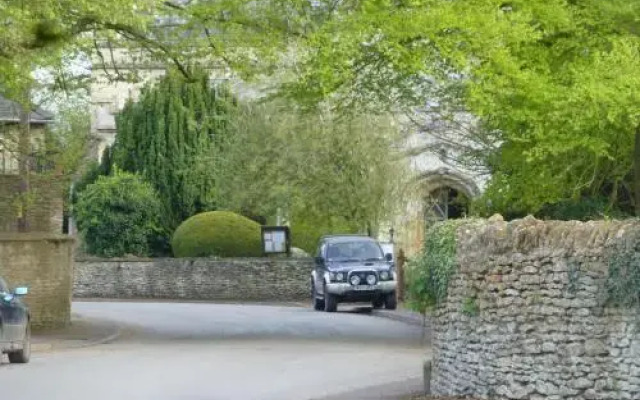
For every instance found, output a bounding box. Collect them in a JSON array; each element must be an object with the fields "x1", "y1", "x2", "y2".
[{"x1": 347, "y1": 270, "x2": 378, "y2": 286}]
